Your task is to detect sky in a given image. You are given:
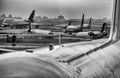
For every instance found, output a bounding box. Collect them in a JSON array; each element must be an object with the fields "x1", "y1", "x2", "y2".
[{"x1": 0, "y1": 0, "x2": 113, "y2": 19}]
